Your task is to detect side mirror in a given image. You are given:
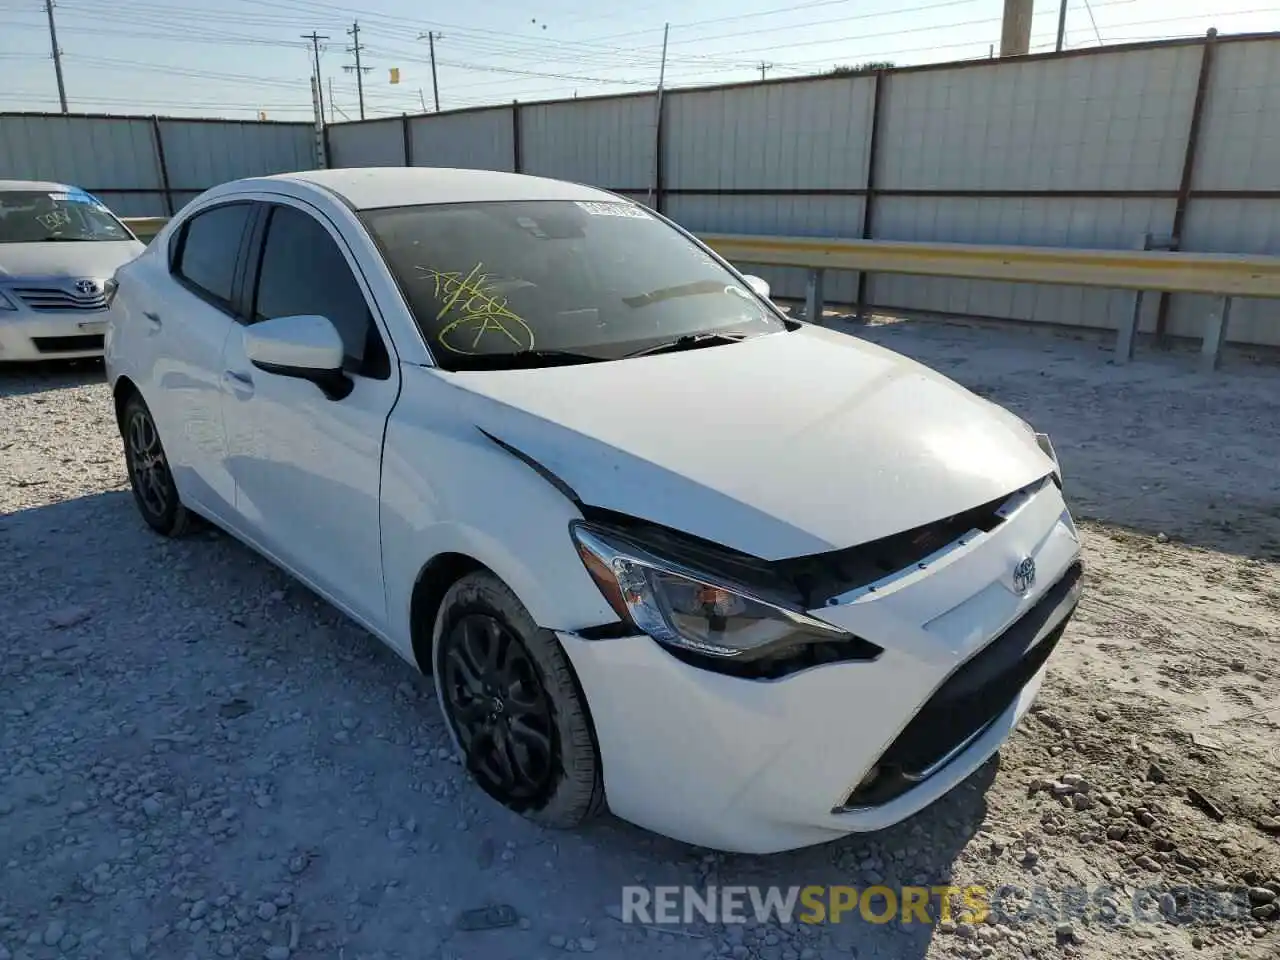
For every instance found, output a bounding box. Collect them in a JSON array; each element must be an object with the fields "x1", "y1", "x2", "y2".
[
  {"x1": 244, "y1": 314, "x2": 352, "y2": 400},
  {"x1": 743, "y1": 274, "x2": 771, "y2": 300}
]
